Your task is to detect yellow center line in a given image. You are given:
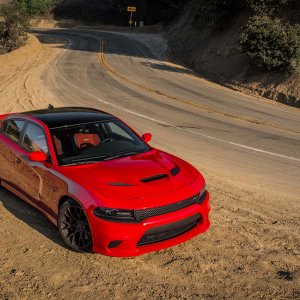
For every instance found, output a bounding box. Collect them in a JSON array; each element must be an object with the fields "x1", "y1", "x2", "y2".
[{"x1": 98, "y1": 41, "x2": 300, "y2": 135}]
